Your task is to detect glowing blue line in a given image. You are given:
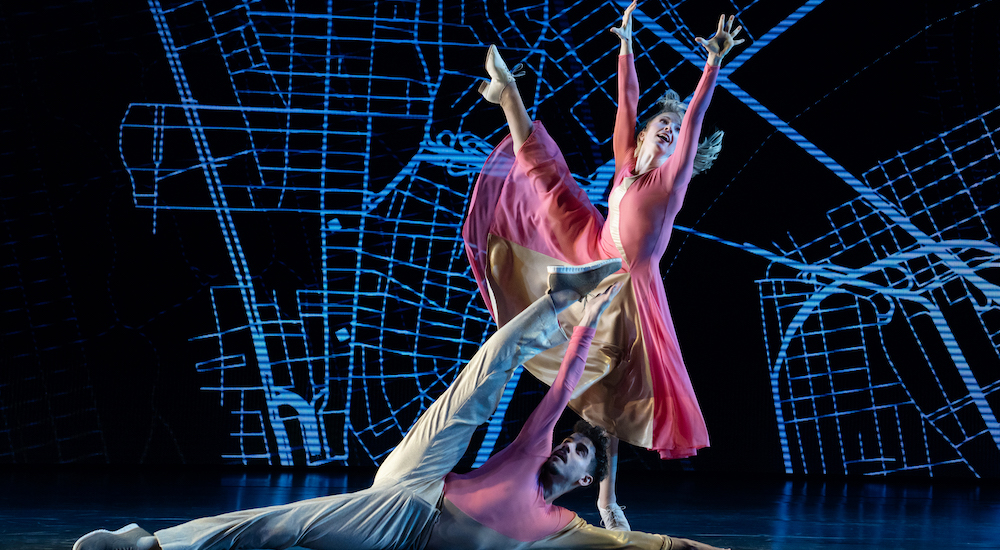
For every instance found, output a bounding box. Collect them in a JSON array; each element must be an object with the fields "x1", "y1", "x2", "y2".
[
  {"x1": 125, "y1": 101, "x2": 431, "y2": 119},
  {"x1": 149, "y1": 0, "x2": 311, "y2": 466},
  {"x1": 718, "y1": 0, "x2": 825, "y2": 76},
  {"x1": 680, "y1": 223, "x2": 1000, "y2": 463}
]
